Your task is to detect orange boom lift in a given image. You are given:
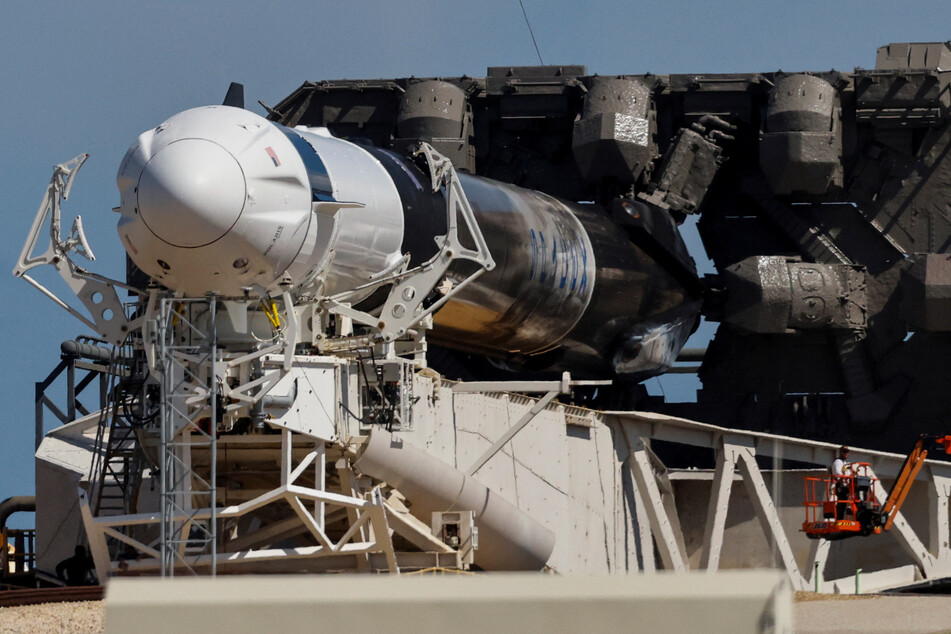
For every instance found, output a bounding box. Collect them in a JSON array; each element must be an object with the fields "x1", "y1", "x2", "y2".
[{"x1": 802, "y1": 435, "x2": 951, "y2": 540}]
